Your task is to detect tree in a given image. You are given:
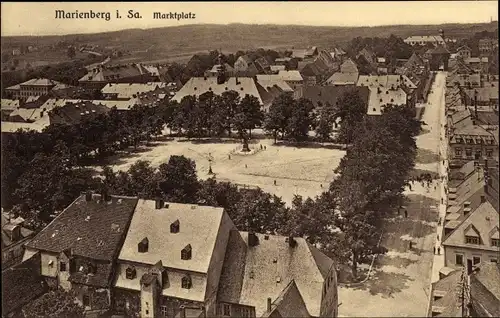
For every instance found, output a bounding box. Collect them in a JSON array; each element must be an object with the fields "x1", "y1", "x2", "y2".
[
  {"x1": 335, "y1": 90, "x2": 367, "y2": 144},
  {"x1": 316, "y1": 102, "x2": 336, "y2": 141},
  {"x1": 286, "y1": 98, "x2": 315, "y2": 141},
  {"x1": 67, "y1": 46, "x2": 76, "y2": 59},
  {"x1": 158, "y1": 155, "x2": 200, "y2": 203},
  {"x1": 23, "y1": 289, "x2": 85, "y2": 318},
  {"x1": 264, "y1": 93, "x2": 294, "y2": 142},
  {"x1": 234, "y1": 95, "x2": 263, "y2": 139}
]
